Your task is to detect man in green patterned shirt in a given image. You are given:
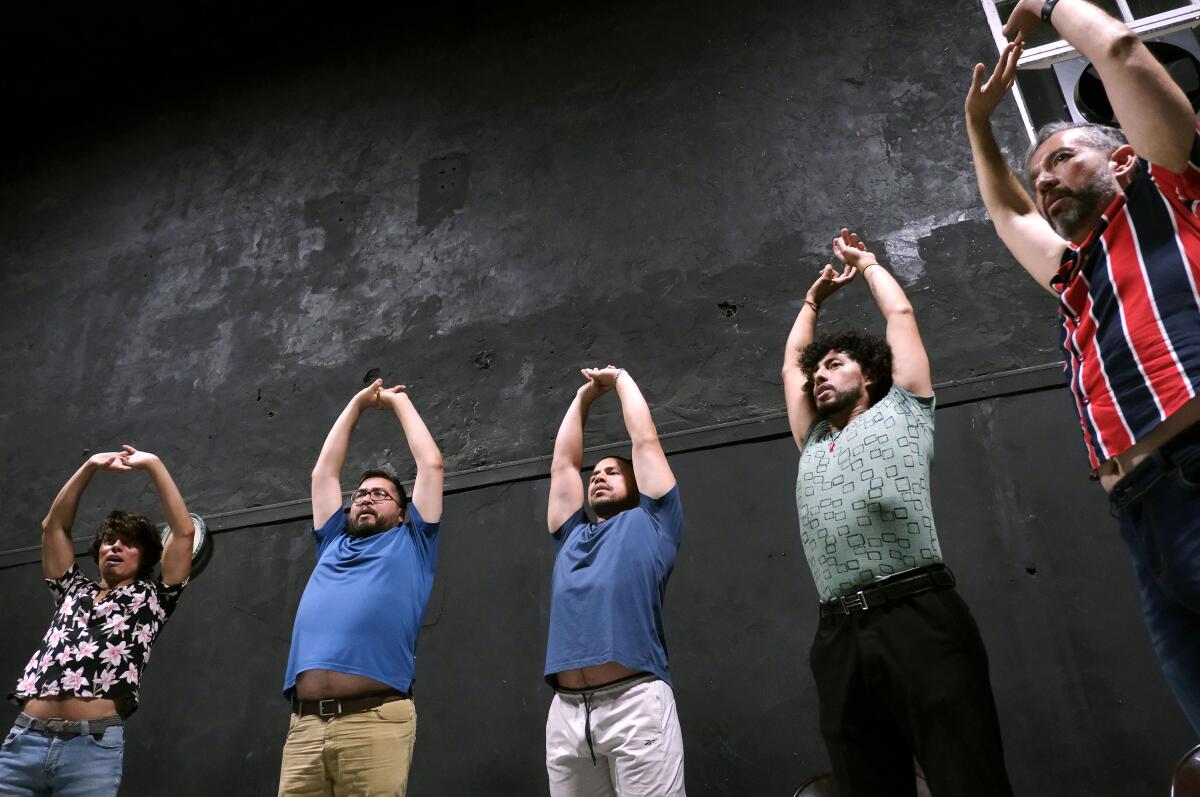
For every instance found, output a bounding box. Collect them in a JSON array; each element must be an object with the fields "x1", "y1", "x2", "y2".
[{"x1": 782, "y1": 229, "x2": 1011, "y2": 796}]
